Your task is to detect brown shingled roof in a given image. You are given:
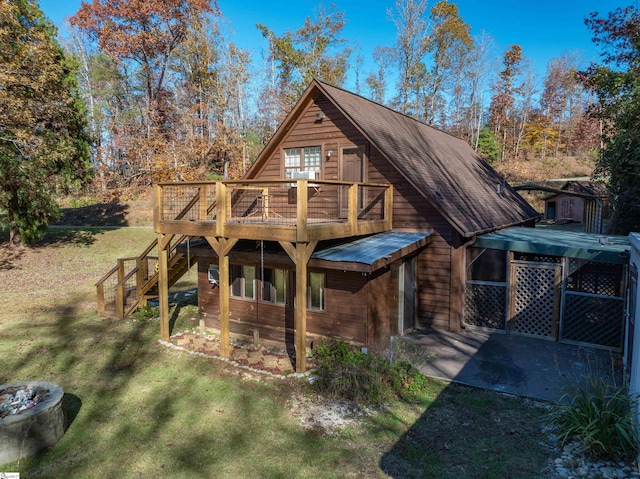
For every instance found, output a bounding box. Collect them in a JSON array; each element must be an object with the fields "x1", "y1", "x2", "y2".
[
  {"x1": 246, "y1": 80, "x2": 540, "y2": 238},
  {"x1": 561, "y1": 181, "x2": 609, "y2": 198},
  {"x1": 314, "y1": 80, "x2": 539, "y2": 237}
]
